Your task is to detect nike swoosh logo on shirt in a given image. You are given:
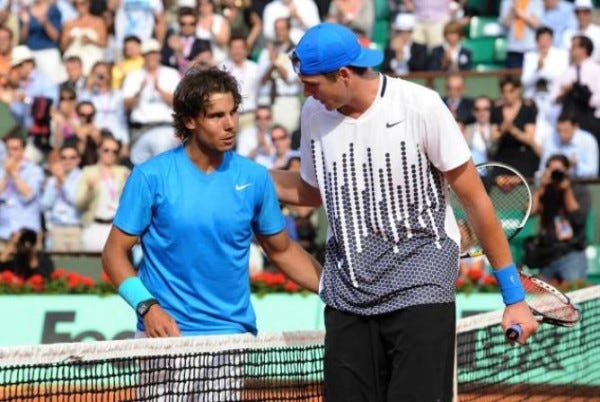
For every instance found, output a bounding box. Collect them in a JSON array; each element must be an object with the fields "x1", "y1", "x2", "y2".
[
  {"x1": 386, "y1": 120, "x2": 403, "y2": 128},
  {"x1": 235, "y1": 183, "x2": 252, "y2": 191}
]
